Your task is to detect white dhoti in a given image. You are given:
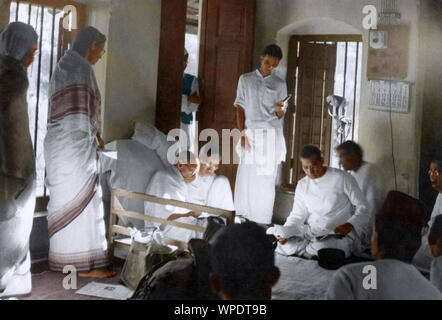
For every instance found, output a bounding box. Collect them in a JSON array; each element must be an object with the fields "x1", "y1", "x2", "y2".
[
  {"x1": 234, "y1": 125, "x2": 285, "y2": 224},
  {"x1": 274, "y1": 232, "x2": 357, "y2": 258}
]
